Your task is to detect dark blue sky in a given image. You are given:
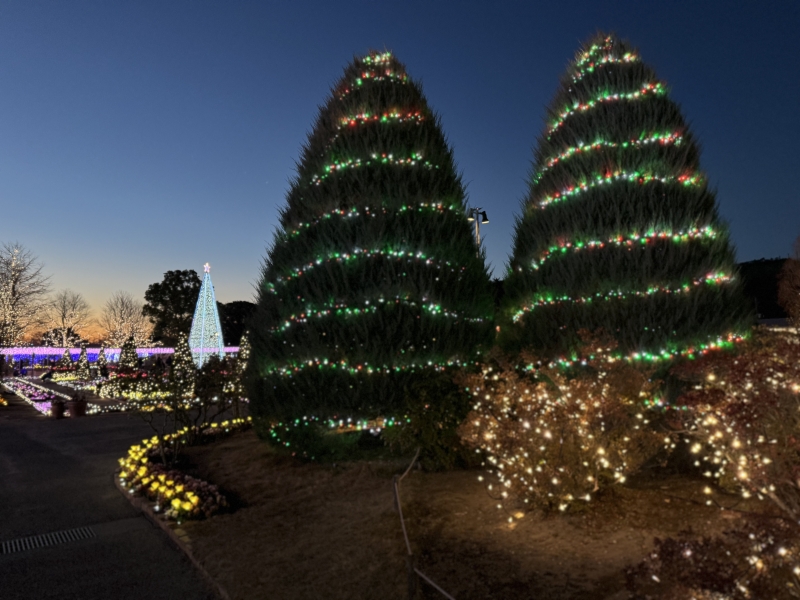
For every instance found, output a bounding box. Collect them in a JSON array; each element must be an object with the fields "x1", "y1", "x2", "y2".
[{"x1": 2, "y1": 1, "x2": 798, "y2": 311}]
